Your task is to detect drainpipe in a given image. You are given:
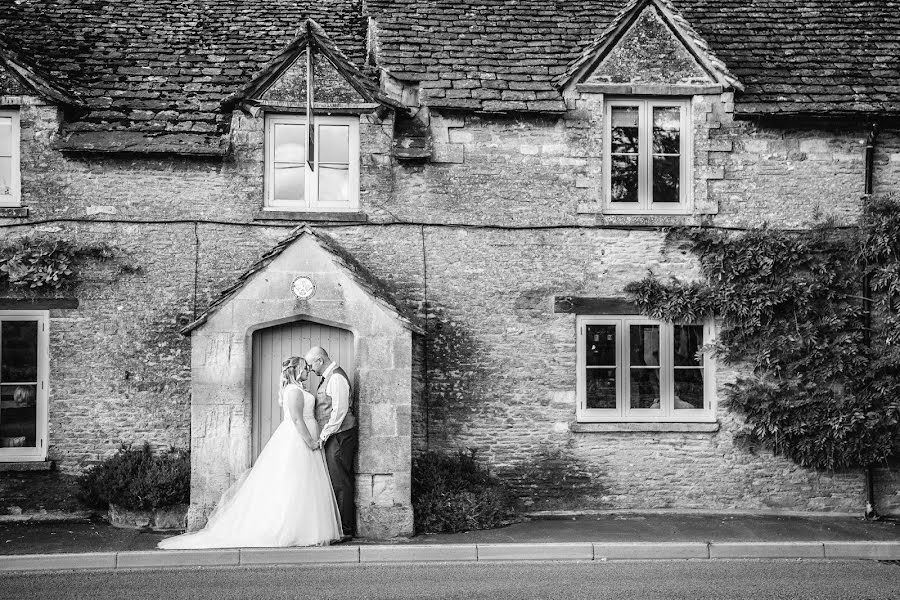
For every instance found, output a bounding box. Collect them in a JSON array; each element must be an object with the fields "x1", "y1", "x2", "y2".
[{"x1": 863, "y1": 121, "x2": 880, "y2": 521}]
